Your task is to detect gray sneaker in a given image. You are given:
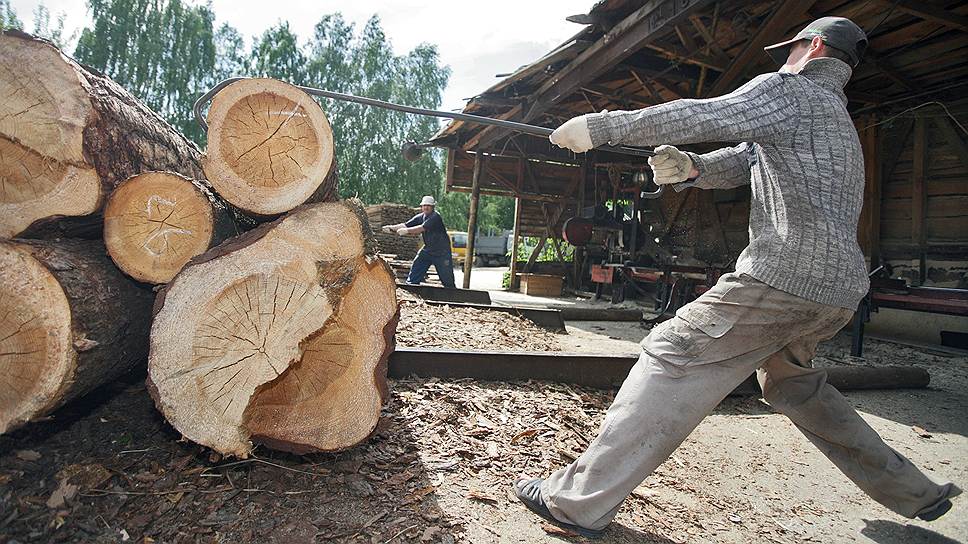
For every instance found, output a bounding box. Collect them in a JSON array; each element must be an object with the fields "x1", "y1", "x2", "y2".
[{"x1": 513, "y1": 478, "x2": 606, "y2": 539}]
